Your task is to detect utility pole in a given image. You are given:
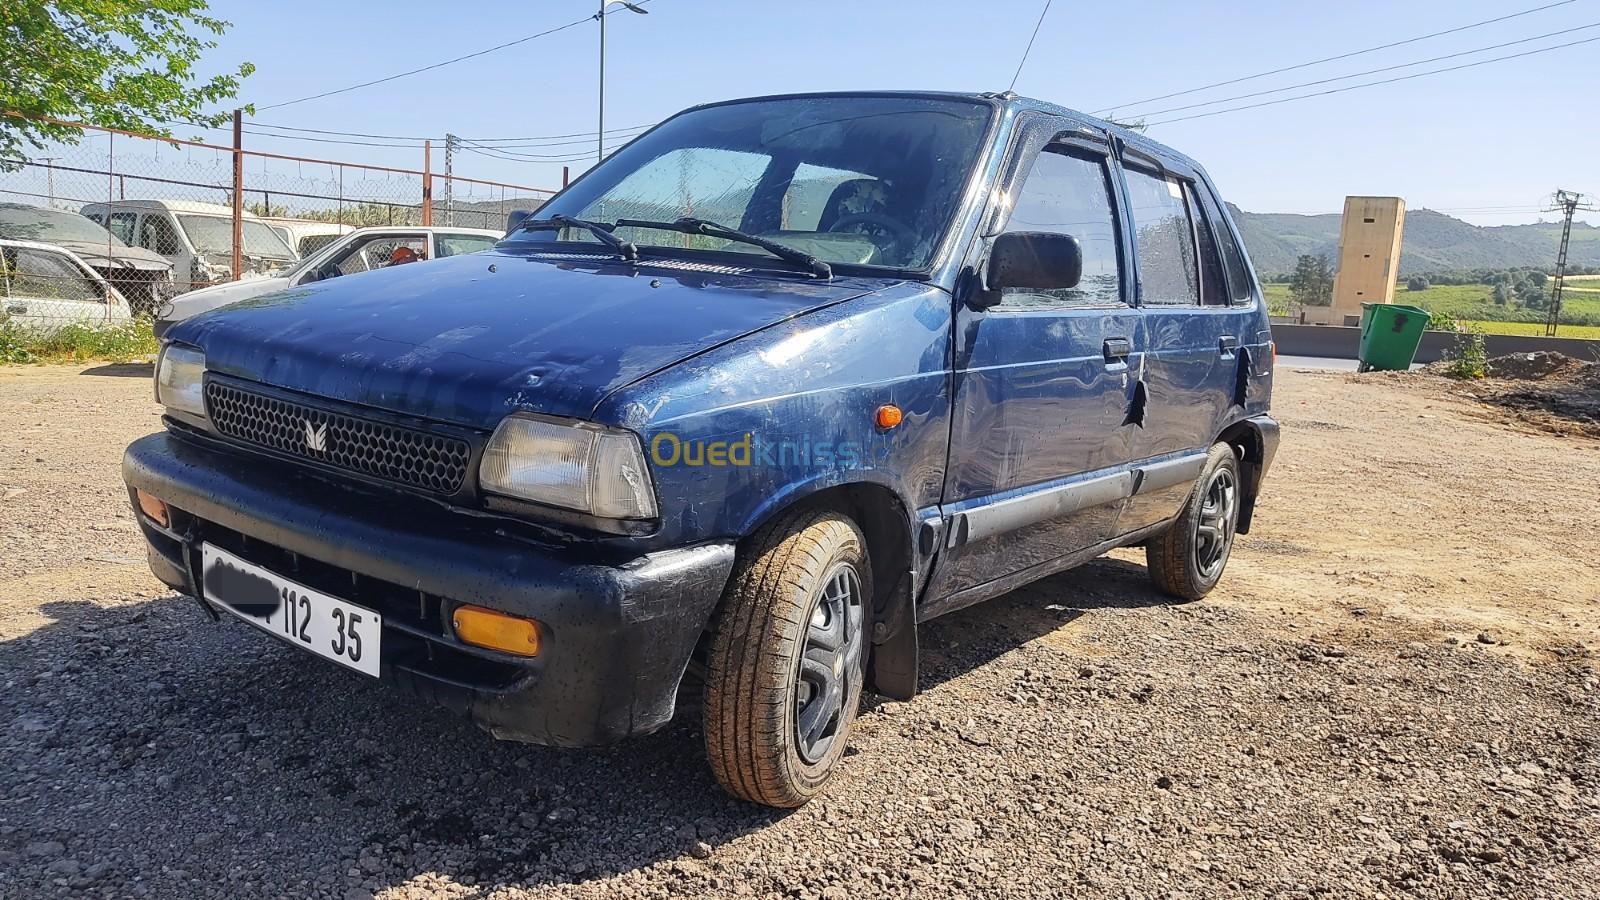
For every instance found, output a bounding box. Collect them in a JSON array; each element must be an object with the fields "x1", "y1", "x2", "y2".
[
  {"x1": 596, "y1": 0, "x2": 649, "y2": 164},
  {"x1": 1546, "y1": 189, "x2": 1593, "y2": 337},
  {"x1": 37, "y1": 157, "x2": 61, "y2": 207},
  {"x1": 444, "y1": 133, "x2": 457, "y2": 226}
]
